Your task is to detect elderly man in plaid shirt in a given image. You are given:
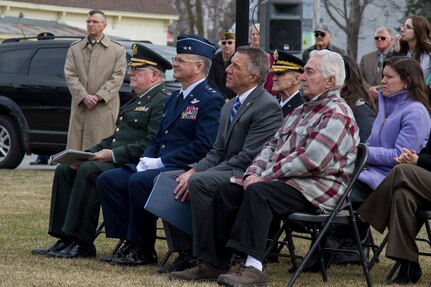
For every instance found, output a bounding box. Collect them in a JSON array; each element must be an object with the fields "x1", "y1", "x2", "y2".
[{"x1": 169, "y1": 49, "x2": 360, "y2": 286}]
